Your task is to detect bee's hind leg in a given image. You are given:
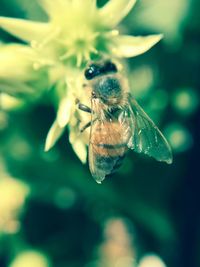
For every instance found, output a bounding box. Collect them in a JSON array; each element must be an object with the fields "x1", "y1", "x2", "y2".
[{"x1": 78, "y1": 103, "x2": 92, "y2": 113}]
